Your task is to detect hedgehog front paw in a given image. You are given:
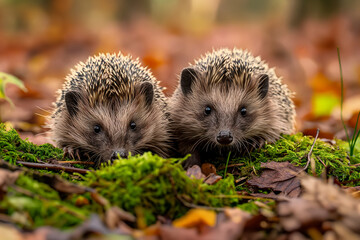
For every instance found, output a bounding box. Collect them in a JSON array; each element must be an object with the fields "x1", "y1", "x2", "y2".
[{"x1": 63, "y1": 146, "x2": 81, "y2": 160}]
